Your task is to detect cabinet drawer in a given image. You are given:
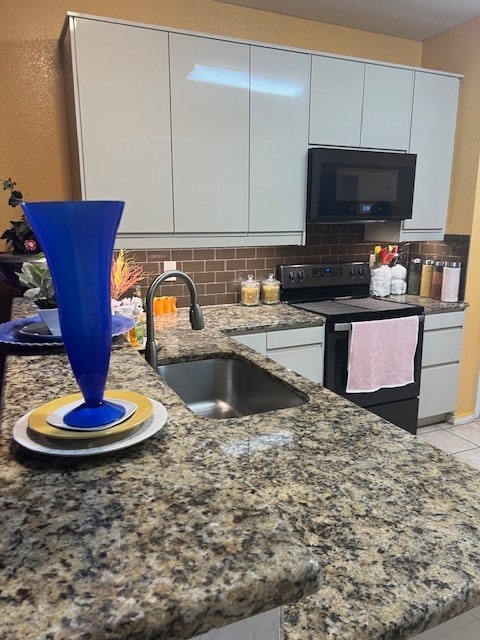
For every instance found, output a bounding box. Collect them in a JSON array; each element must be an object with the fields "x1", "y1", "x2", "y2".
[
  {"x1": 422, "y1": 327, "x2": 463, "y2": 367},
  {"x1": 424, "y1": 311, "x2": 465, "y2": 331},
  {"x1": 267, "y1": 345, "x2": 324, "y2": 384},
  {"x1": 418, "y1": 363, "x2": 460, "y2": 420},
  {"x1": 231, "y1": 332, "x2": 266, "y2": 355},
  {"x1": 266, "y1": 326, "x2": 324, "y2": 350}
]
